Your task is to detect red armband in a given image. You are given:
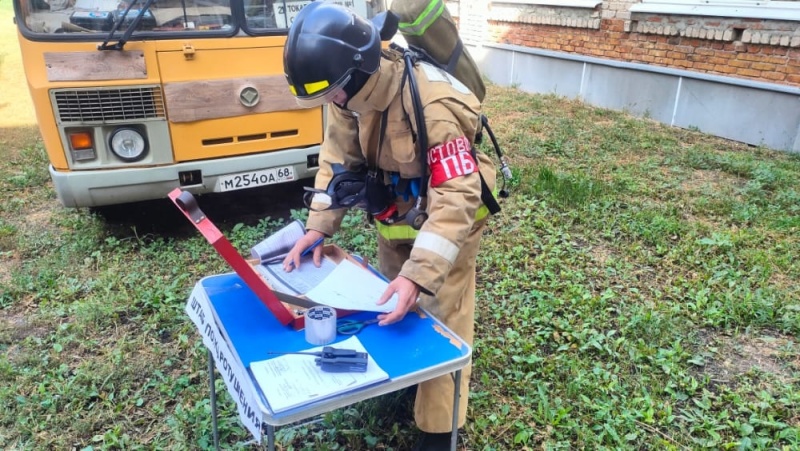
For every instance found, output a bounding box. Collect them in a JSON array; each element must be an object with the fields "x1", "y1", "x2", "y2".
[{"x1": 427, "y1": 136, "x2": 477, "y2": 187}]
